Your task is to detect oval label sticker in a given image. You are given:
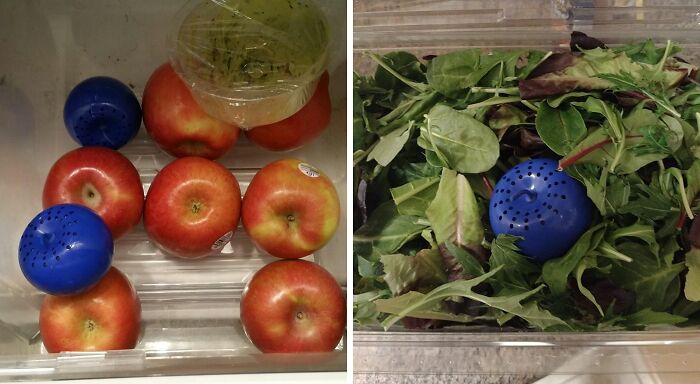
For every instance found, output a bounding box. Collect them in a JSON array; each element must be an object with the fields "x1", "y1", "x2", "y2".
[
  {"x1": 211, "y1": 231, "x2": 233, "y2": 251},
  {"x1": 298, "y1": 162, "x2": 320, "y2": 178}
]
